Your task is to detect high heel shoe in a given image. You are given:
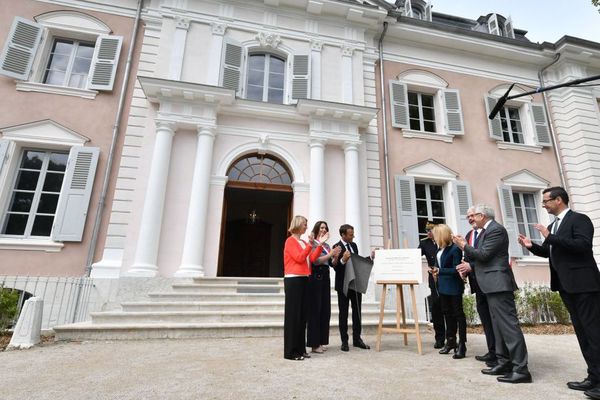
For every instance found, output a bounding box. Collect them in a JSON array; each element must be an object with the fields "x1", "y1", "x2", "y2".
[
  {"x1": 438, "y1": 339, "x2": 457, "y2": 354},
  {"x1": 453, "y1": 341, "x2": 467, "y2": 359}
]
